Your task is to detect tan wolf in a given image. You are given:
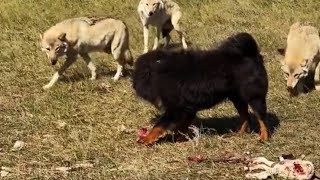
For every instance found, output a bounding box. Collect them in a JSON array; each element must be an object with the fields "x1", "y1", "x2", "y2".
[
  {"x1": 137, "y1": 0, "x2": 188, "y2": 53},
  {"x1": 278, "y1": 22, "x2": 320, "y2": 95},
  {"x1": 40, "y1": 16, "x2": 133, "y2": 89}
]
